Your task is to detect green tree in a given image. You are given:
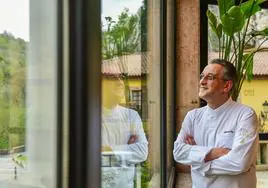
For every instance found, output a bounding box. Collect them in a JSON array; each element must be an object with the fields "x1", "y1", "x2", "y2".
[
  {"x1": 0, "y1": 32, "x2": 27, "y2": 149},
  {"x1": 102, "y1": 8, "x2": 141, "y2": 59}
]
